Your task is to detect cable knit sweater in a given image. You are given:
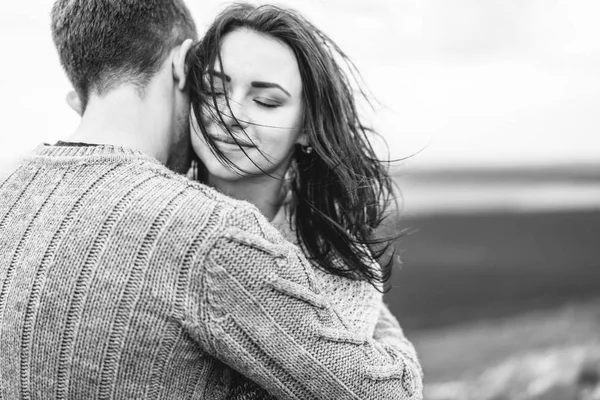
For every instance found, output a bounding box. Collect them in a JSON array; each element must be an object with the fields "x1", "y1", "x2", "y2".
[
  {"x1": 271, "y1": 205, "x2": 390, "y2": 338},
  {"x1": 0, "y1": 144, "x2": 423, "y2": 400}
]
